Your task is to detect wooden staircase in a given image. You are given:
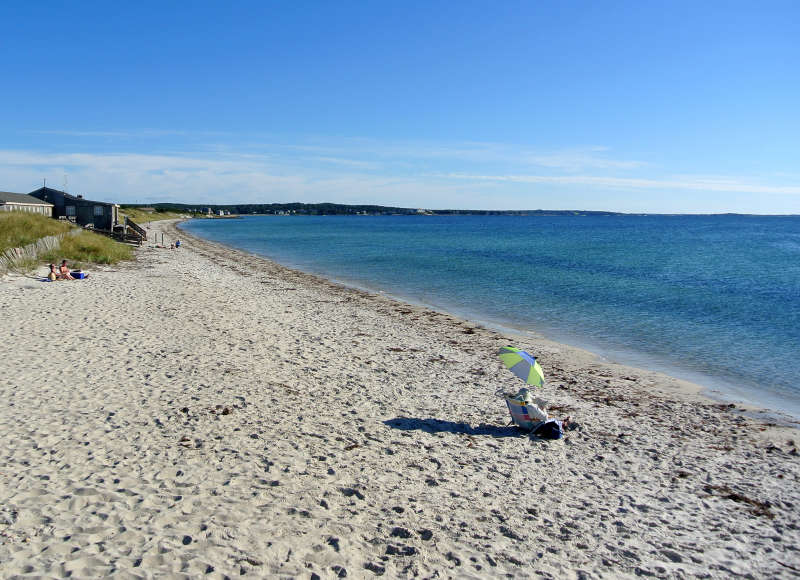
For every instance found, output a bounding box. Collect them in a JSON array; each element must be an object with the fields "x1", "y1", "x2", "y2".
[{"x1": 119, "y1": 217, "x2": 147, "y2": 243}]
